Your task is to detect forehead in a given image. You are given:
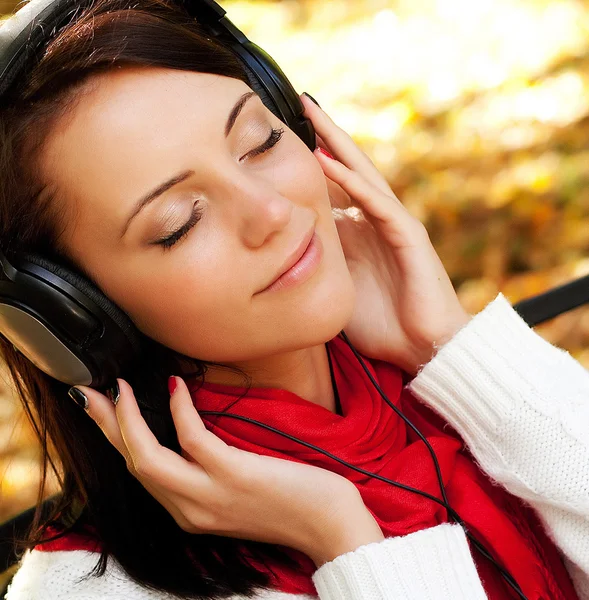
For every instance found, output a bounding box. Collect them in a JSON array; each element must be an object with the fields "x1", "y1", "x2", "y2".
[
  {"x1": 39, "y1": 67, "x2": 253, "y2": 239},
  {"x1": 43, "y1": 66, "x2": 251, "y2": 170}
]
